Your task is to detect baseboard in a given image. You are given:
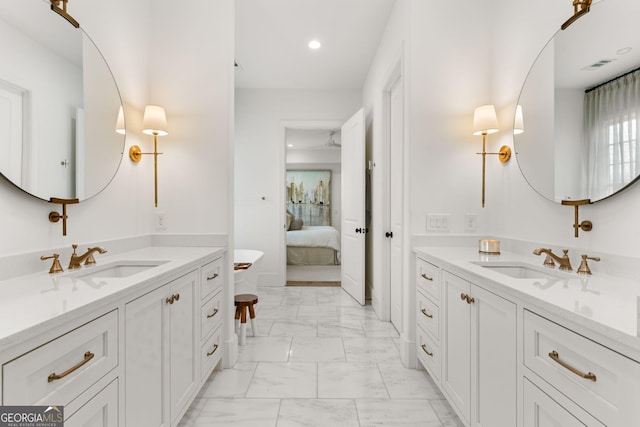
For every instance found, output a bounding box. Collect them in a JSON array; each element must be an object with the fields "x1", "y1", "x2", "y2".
[{"x1": 398, "y1": 334, "x2": 416, "y2": 369}]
